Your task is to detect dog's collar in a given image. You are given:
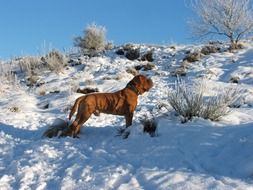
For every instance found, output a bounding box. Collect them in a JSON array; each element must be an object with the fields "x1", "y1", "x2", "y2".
[{"x1": 126, "y1": 83, "x2": 140, "y2": 95}]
